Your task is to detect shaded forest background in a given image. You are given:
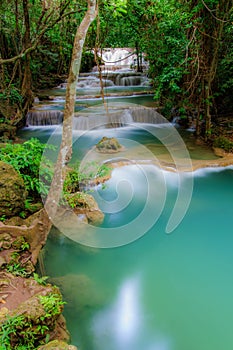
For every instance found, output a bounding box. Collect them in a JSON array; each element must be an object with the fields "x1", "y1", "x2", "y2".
[{"x1": 0, "y1": 0, "x2": 232, "y2": 144}]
